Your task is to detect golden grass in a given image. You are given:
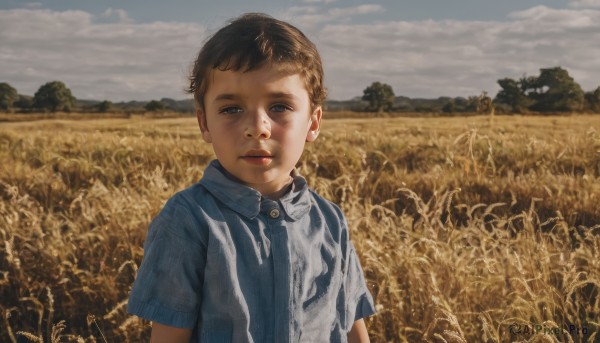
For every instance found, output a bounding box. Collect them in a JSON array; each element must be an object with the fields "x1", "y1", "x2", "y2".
[{"x1": 1, "y1": 114, "x2": 599, "y2": 342}]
